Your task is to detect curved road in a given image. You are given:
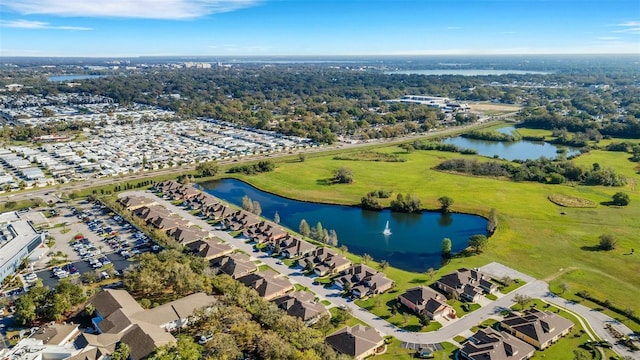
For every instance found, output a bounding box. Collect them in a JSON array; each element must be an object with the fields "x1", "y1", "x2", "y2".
[{"x1": 121, "y1": 190, "x2": 636, "y2": 358}]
